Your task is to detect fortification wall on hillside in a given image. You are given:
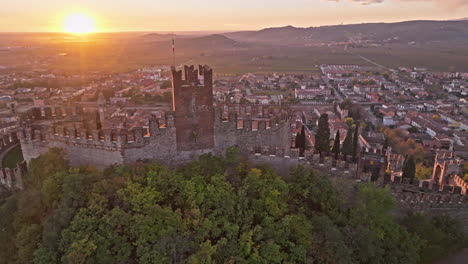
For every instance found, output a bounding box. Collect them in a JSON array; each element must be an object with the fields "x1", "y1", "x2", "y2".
[
  {"x1": 19, "y1": 105, "x2": 293, "y2": 168},
  {"x1": 214, "y1": 108, "x2": 291, "y2": 157},
  {"x1": 385, "y1": 175, "x2": 468, "y2": 233},
  {"x1": 0, "y1": 161, "x2": 26, "y2": 190}
]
